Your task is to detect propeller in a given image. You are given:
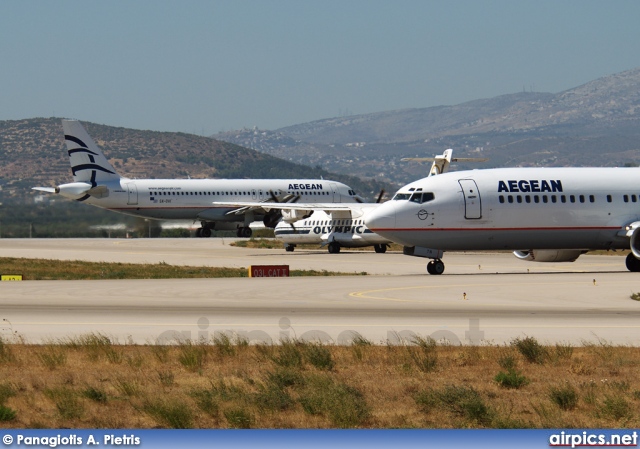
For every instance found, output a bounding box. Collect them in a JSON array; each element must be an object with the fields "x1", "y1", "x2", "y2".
[{"x1": 376, "y1": 189, "x2": 386, "y2": 204}]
